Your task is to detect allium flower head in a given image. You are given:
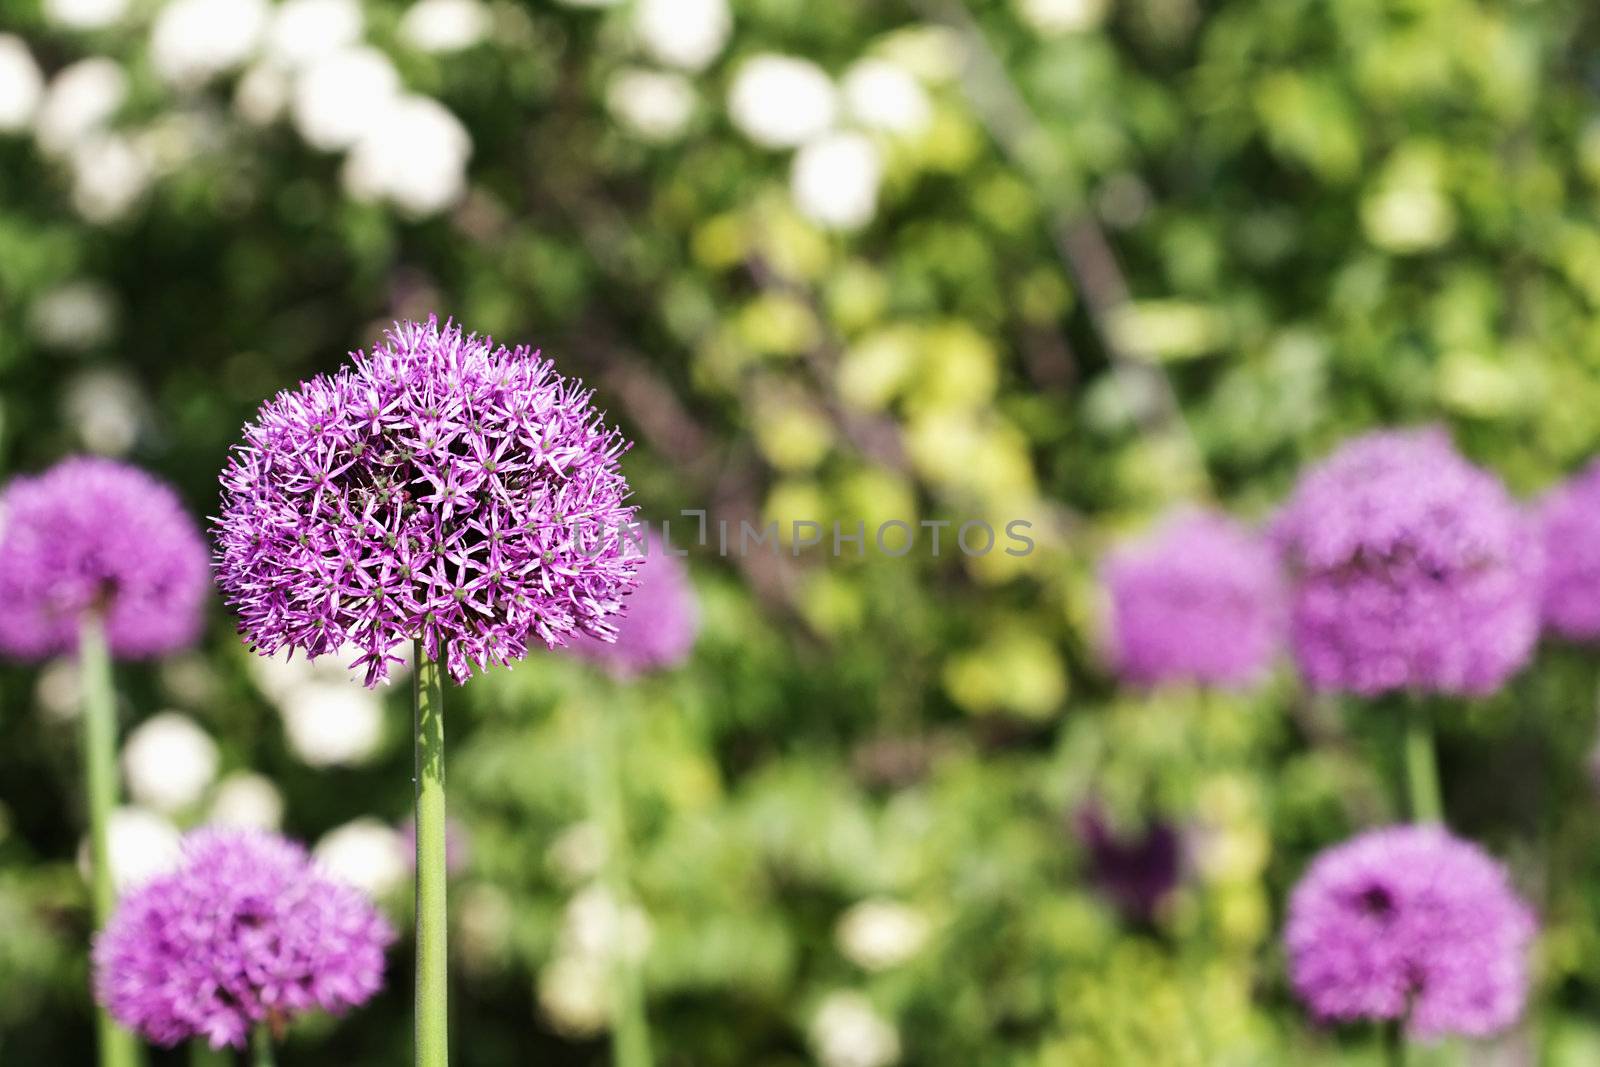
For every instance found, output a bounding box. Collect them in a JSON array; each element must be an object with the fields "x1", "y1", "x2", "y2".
[
  {"x1": 215, "y1": 317, "x2": 640, "y2": 685},
  {"x1": 94, "y1": 828, "x2": 394, "y2": 1049},
  {"x1": 0, "y1": 457, "x2": 209, "y2": 660},
  {"x1": 1102, "y1": 509, "x2": 1283, "y2": 689},
  {"x1": 1285, "y1": 825, "x2": 1535, "y2": 1039},
  {"x1": 1273, "y1": 428, "x2": 1541, "y2": 696},
  {"x1": 1537, "y1": 458, "x2": 1600, "y2": 641},
  {"x1": 566, "y1": 531, "x2": 699, "y2": 678}
]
